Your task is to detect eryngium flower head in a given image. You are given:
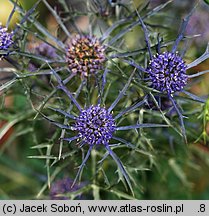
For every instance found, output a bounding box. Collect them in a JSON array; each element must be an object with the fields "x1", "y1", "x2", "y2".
[
  {"x1": 75, "y1": 105, "x2": 116, "y2": 146},
  {"x1": 66, "y1": 35, "x2": 106, "y2": 77},
  {"x1": 0, "y1": 25, "x2": 13, "y2": 50},
  {"x1": 50, "y1": 177, "x2": 81, "y2": 200},
  {"x1": 147, "y1": 52, "x2": 188, "y2": 95}
]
